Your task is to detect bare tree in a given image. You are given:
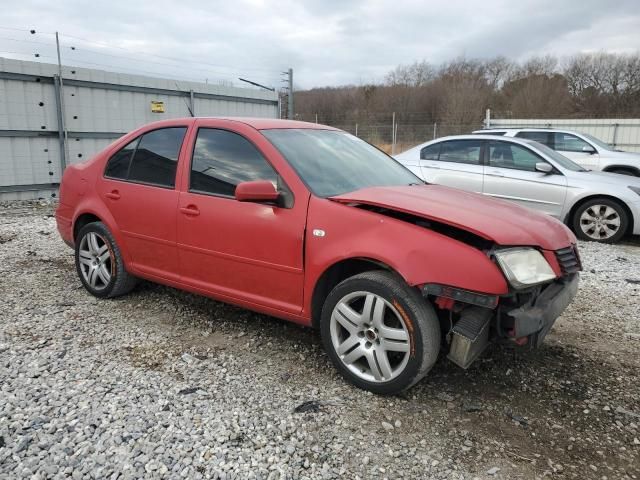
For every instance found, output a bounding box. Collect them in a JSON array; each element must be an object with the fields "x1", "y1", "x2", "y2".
[
  {"x1": 294, "y1": 51, "x2": 640, "y2": 139},
  {"x1": 385, "y1": 60, "x2": 435, "y2": 87}
]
